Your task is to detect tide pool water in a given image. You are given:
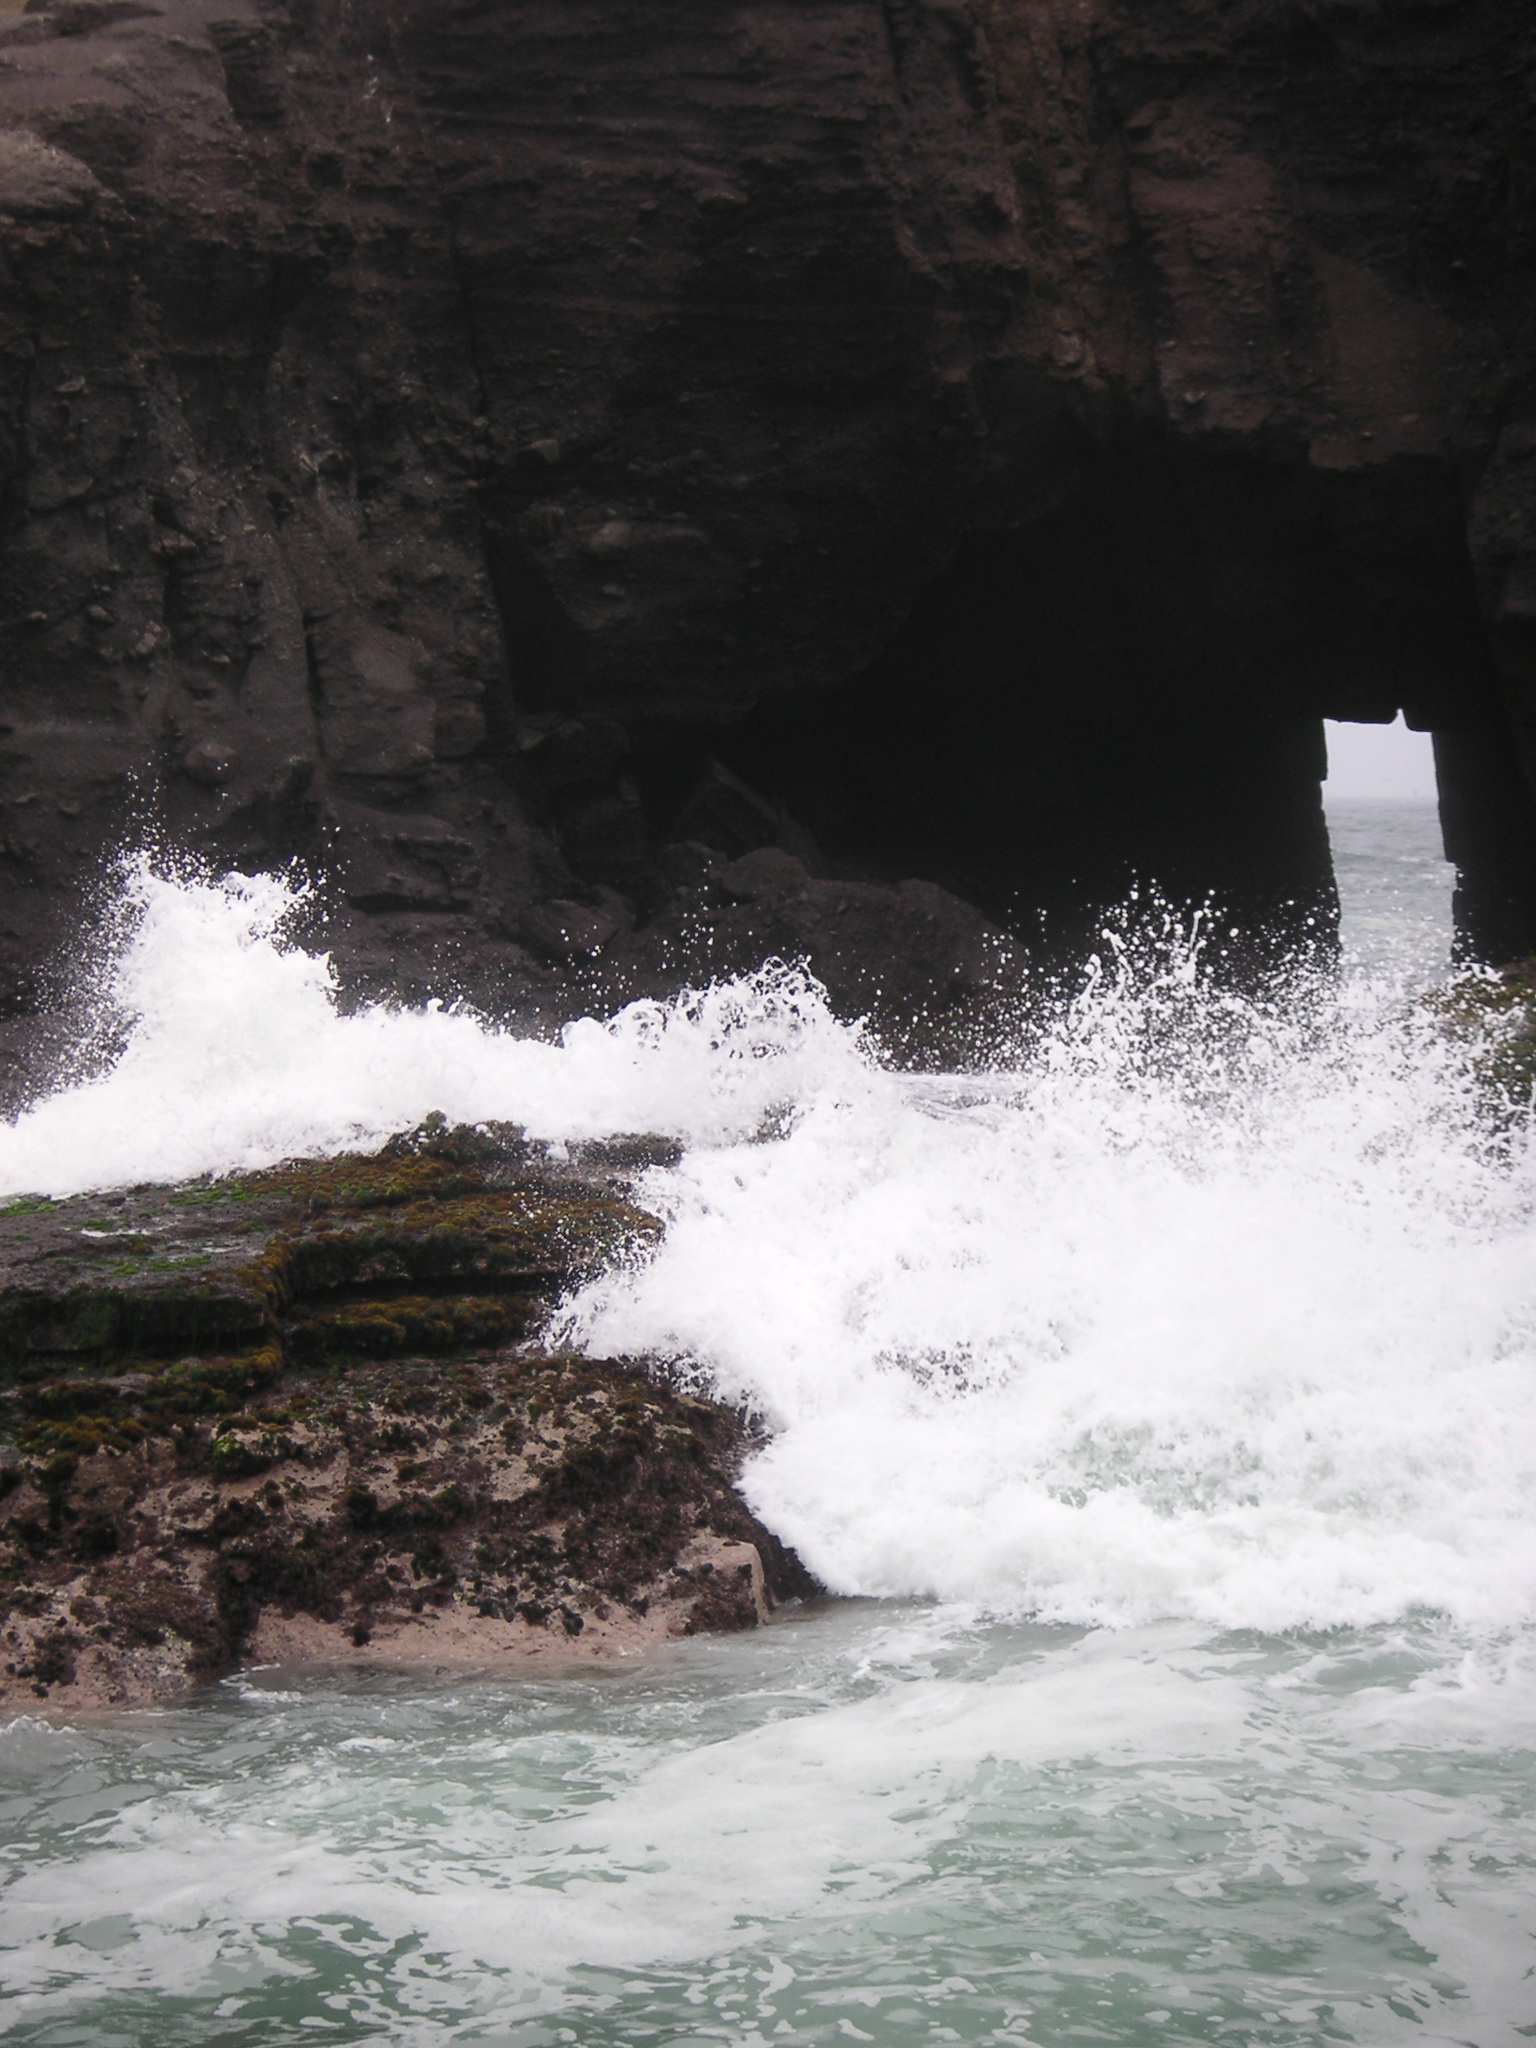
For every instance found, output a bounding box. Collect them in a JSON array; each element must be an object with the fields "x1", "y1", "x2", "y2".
[{"x1": 3, "y1": 816, "x2": 1535, "y2": 2046}]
